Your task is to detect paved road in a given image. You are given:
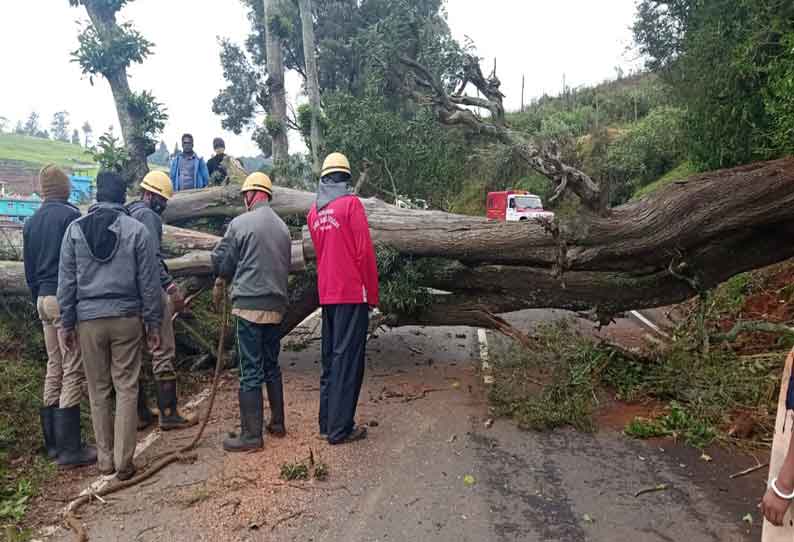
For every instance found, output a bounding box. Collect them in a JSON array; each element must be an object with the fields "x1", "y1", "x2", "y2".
[{"x1": 44, "y1": 311, "x2": 759, "y2": 542}]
